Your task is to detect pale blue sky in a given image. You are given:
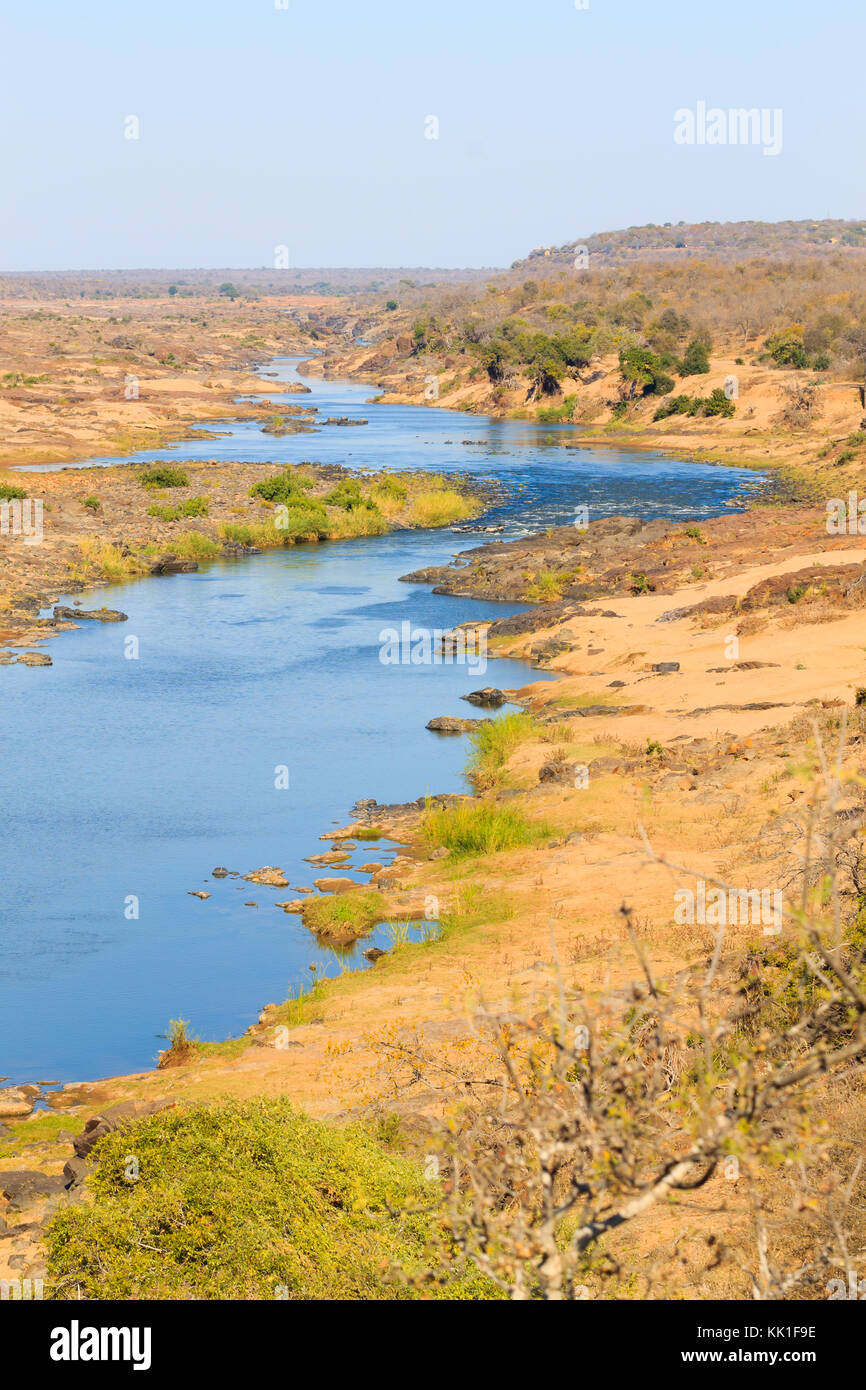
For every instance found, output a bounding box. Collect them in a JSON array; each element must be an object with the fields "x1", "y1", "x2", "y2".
[{"x1": 2, "y1": 0, "x2": 864, "y2": 270}]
